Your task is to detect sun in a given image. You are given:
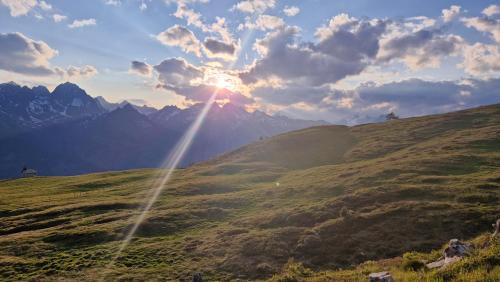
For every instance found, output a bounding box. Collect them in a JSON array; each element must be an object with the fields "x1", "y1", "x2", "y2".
[
  {"x1": 215, "y1": 74, "x2": 235, "y2": 90},
  {"x1": 207, "y1": 72, "x2": 236, "y2": 91}
]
